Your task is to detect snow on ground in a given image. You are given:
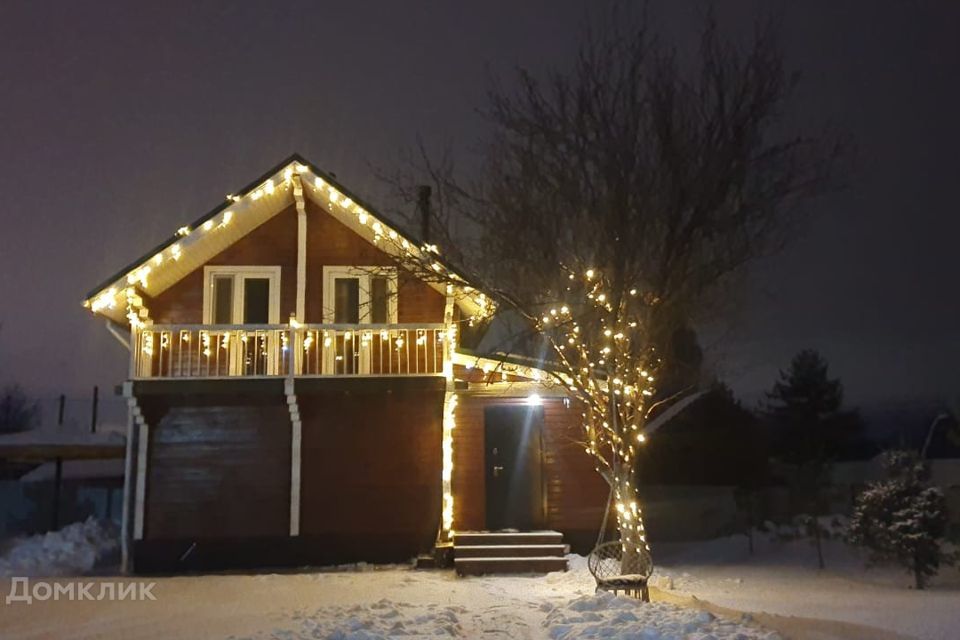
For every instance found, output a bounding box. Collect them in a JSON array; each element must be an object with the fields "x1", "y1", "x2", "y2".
[
  {"x1": 0, "y1": 552, "x2": 780, "y2": 640},
  {"x1": 543, "y1": 592, "x2": 779, "y2": 640},
  {"x1": 0, "y1": 517, "x2": 118, "y2": 577},
  {"x1": 0, "y1": 524, "x2": 957, "y2": 639},
  {"x1": 223, "y1": 554, "x2": 779, "y2": 640},
  {"x1": 650, "y1": 529, "x2": 960, "y2": 640}
]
